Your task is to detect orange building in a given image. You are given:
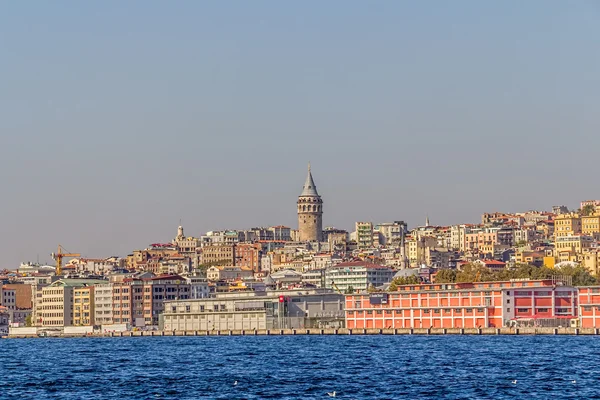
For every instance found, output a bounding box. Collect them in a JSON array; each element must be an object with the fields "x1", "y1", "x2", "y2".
[{"x1": 345, "y1": 280, "x2": 577, "y2": 329}]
